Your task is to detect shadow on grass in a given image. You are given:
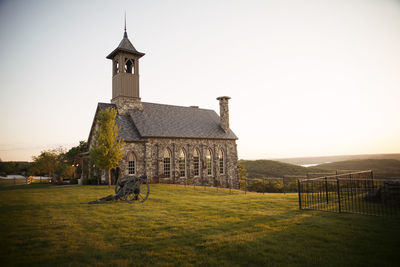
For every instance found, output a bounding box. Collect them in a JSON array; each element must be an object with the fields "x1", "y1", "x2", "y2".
[{"x1": 0, "y1": 183, "x2": 54, "y2": 191}]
